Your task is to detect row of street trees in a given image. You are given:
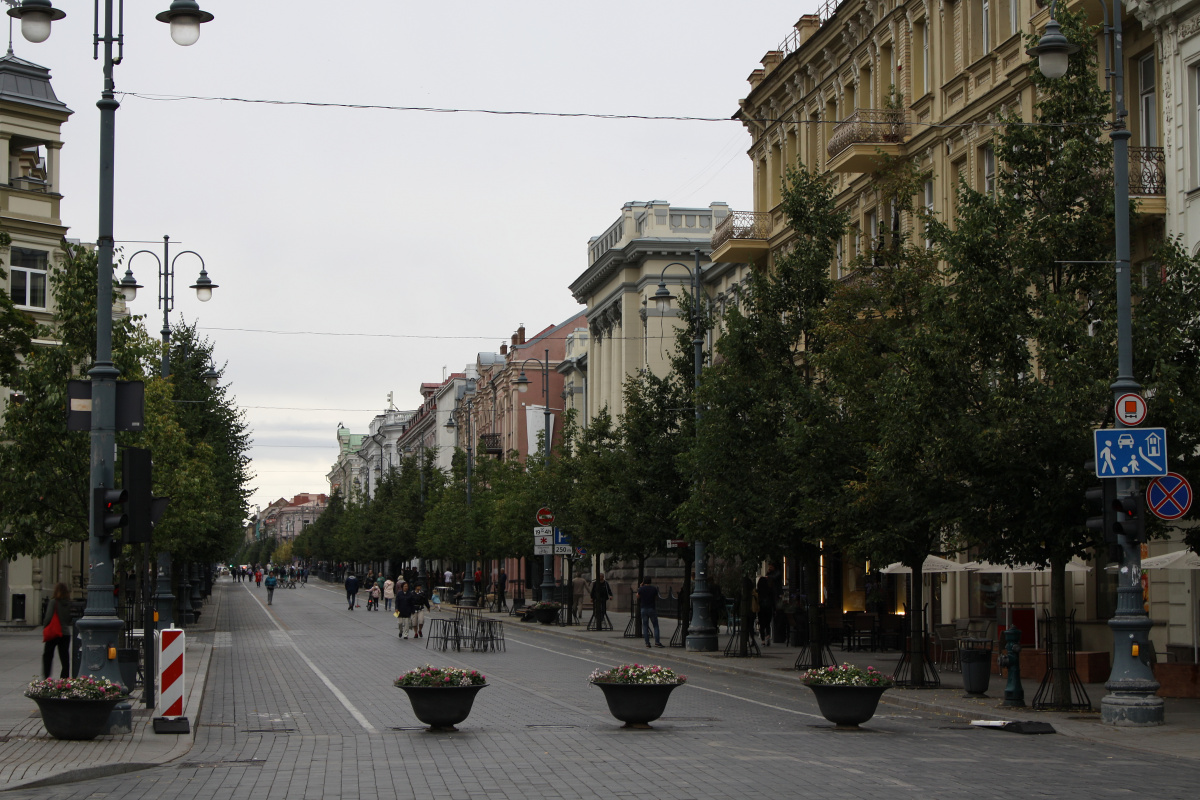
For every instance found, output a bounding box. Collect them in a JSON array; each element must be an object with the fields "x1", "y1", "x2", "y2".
[
  {"x1": 0, "y1": 240, "x2": 252, "y2": 582},
  {"x1": 289, "y1": 16, "x2": 1199, "y2": 702}
]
